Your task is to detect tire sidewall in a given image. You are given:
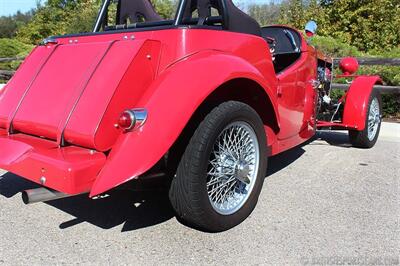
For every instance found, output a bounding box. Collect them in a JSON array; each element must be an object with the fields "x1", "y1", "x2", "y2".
[{"x1": 363, "y1": 89, "x2": 382, "y2": 147}]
